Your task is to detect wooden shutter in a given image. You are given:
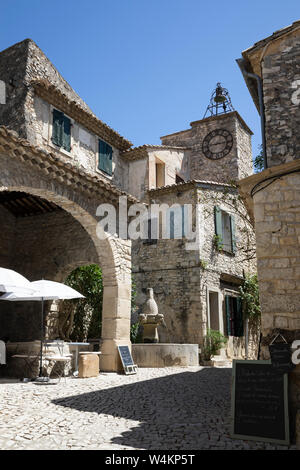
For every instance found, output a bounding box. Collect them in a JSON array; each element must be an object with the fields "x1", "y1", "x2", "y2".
[
  {"x1": 182, "y1": 205, "x2": 185, "y2": 237},
  {"x1": 62, "y1": 115, "x2": 71, "y2": 152},
  {"x1": 230, "y1": 214, "x2": 237, "y2": 253},
  {"x1": 99, "y1": 140, "x2": 113, "y2": 175},
  {"x1": 52, "y1": 109, "x2": 63, "y2": 146},
  {"x1": 235, "y1": 297, "x2": 244, "y2": 337},
  {"x1": 170, "y1": 210, "x2": 175, "y2": 239},
  {"x1": 214, "y1": 206, "x2": 222, "y2": 240},
  {"x1": 225, "y1": 295, "x2": 232, "y2": 336}
]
